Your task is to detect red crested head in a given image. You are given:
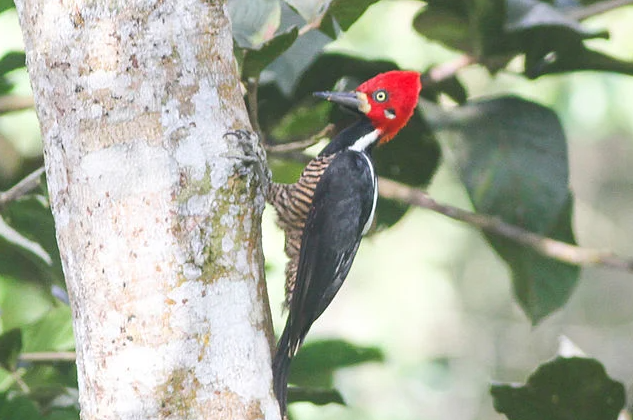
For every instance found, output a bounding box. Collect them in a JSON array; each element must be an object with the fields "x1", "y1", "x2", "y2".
[
  {"x1": 314, "y1": 71, "x2": 422, "y2": 145},
  {"x1": 355, "y1": 70, "x2": 422, "y2": 143}
]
